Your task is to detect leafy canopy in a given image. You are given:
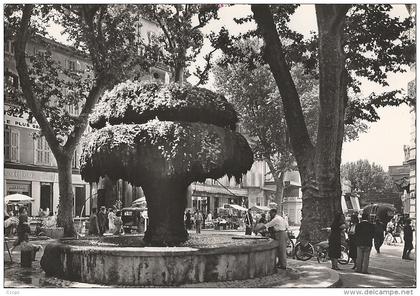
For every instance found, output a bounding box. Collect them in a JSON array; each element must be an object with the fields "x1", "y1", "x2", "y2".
[
  {"x1": 341, "y1": 160, "x2": 397, "y2": 194},
  {"x1": 215, "y1": 4, "x2": 414, "y2": 126}
]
